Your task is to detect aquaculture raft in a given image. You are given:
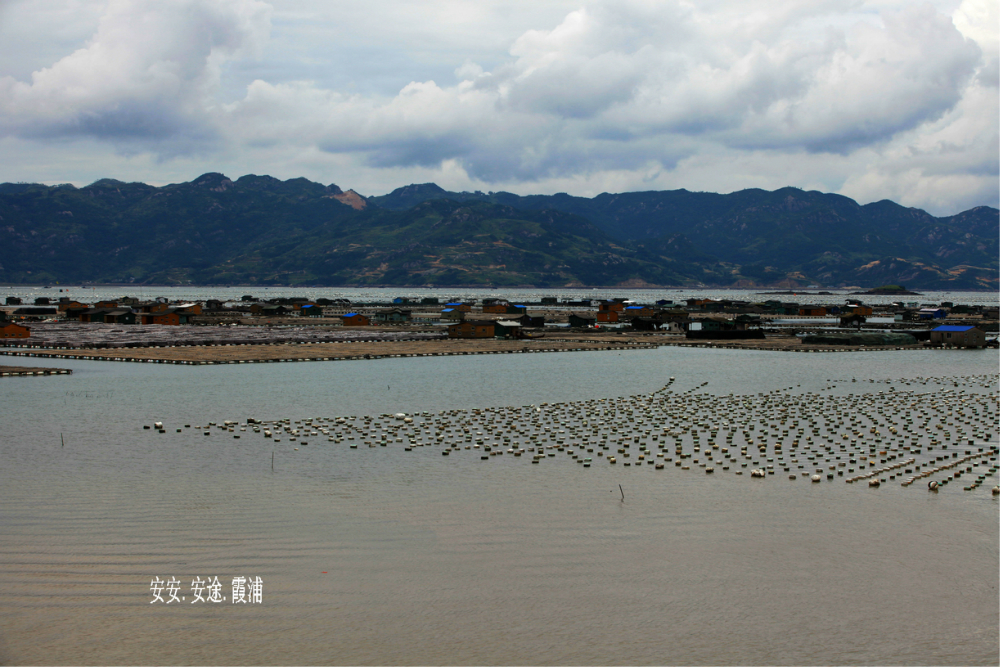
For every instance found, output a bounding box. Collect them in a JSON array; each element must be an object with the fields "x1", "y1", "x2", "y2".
[
  {"x1": 802, "y1": 332, "x2": 917, "y2": 346},
  {"x1": 0, "y1": 365, "x2": 72, "y2": 377}
]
